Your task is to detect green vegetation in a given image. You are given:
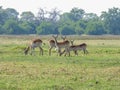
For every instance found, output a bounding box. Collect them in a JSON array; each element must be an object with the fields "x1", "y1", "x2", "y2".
[
  {"x1": 0, "y1": 6, "x2": 120, "y2": 35},
  {"x1": 0, "y1": 35, "x2": 120, "y2": 90}
]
